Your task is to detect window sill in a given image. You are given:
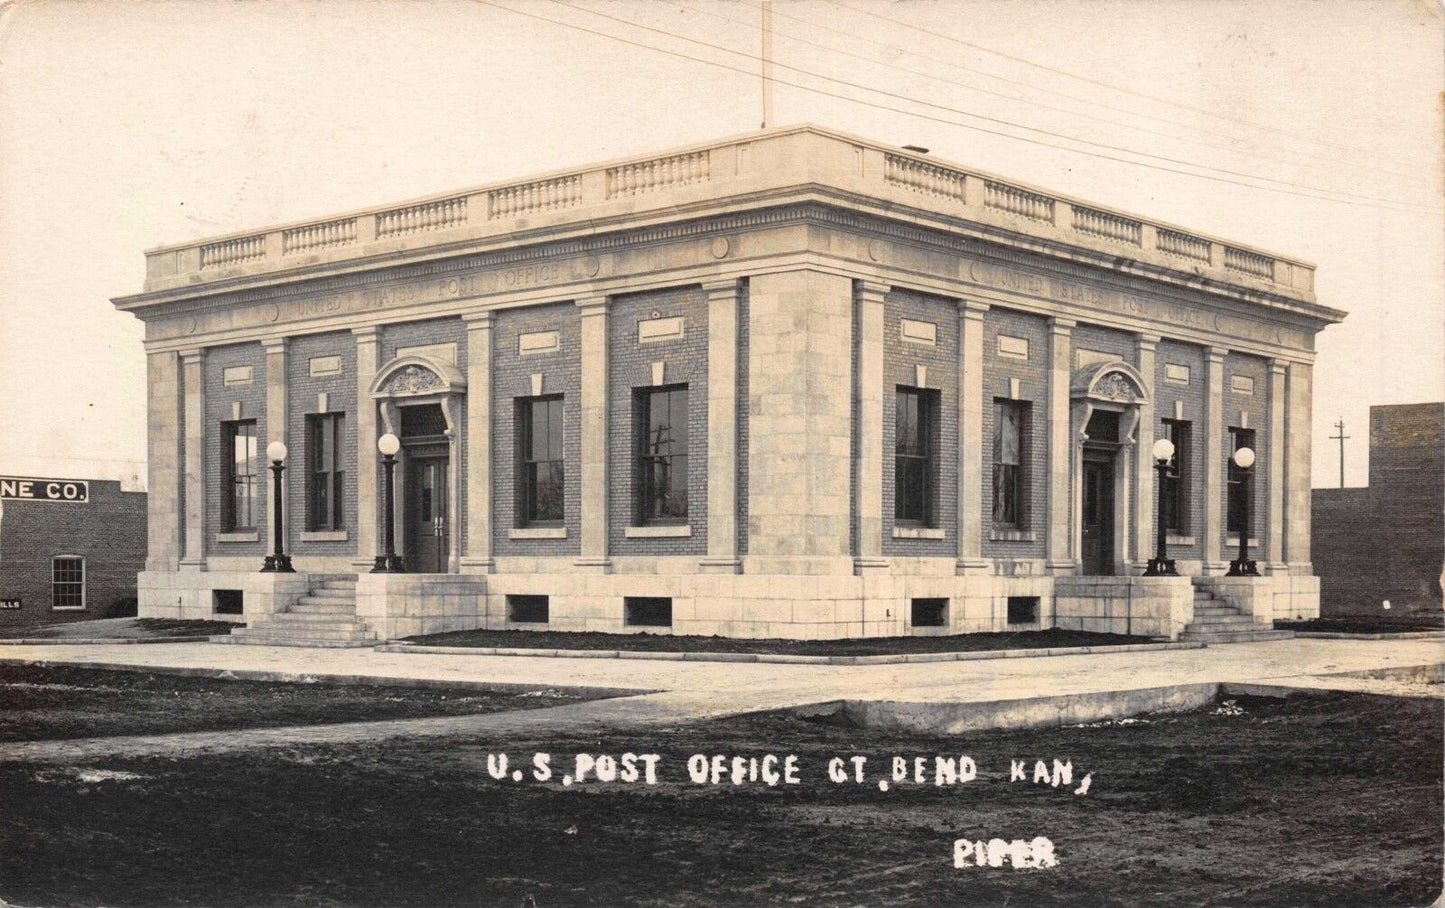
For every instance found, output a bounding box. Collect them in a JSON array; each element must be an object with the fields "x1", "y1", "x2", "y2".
[
  {"x1": 216, "y1": 531, "x2": 259, "y2": 544},
  {"x1": 510, "y1": 527, "x2": 567, "y2": 540},
  {"x1": 990, "y1": 529, "x2": 1037, "y2": 542},
  {"x1": 50, "y1": 606, "x2": 86, "y2": 612},
  {"x1": 1226, "y1": 537, "x2": 1261, "y2": 548},
  {"x1": 892, "y1": 526, "x2": 944, "y2": 540},
  {"x1": 1166, "y1": 534, "x2": 1195, "y2": 546},
  {"x1": 301, "y1": 530, "x2": 349, "y2": 543},
  {"x1": 625, "y1": 524, "x2": 693, "y2": 538}
]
